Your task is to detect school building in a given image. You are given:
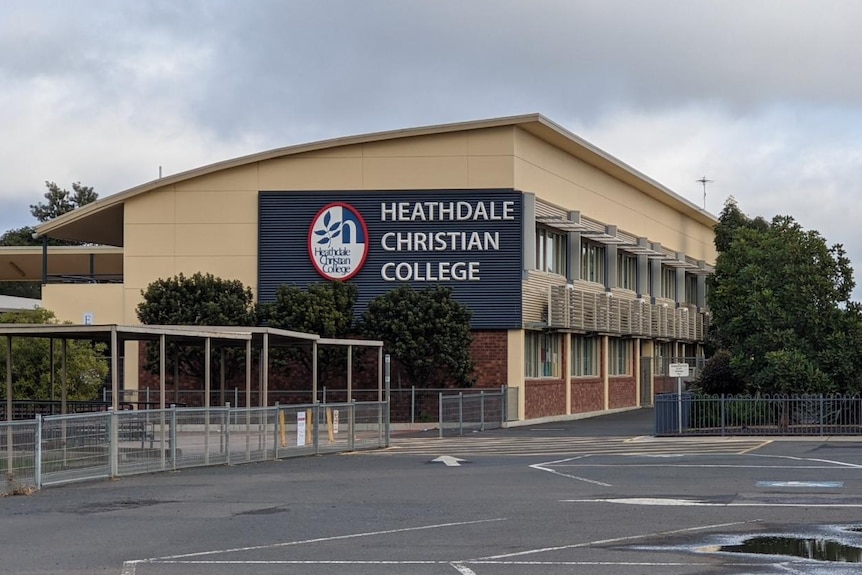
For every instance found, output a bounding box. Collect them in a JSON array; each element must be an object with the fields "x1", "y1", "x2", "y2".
[{"x1": 1, "y1": 114, "x2": 716, "y2": 421}]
